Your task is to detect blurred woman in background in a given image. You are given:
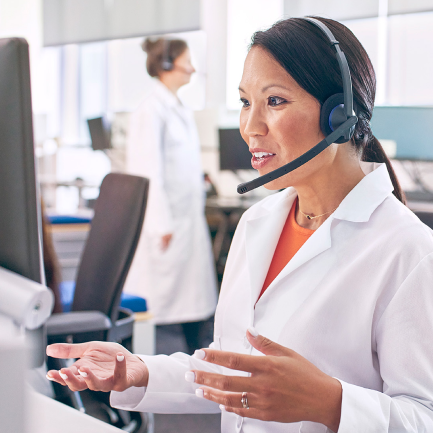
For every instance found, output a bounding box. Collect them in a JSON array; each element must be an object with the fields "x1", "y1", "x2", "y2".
[{"x1": 123, "y1": 38, "x2": 217, "y2": 354}]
